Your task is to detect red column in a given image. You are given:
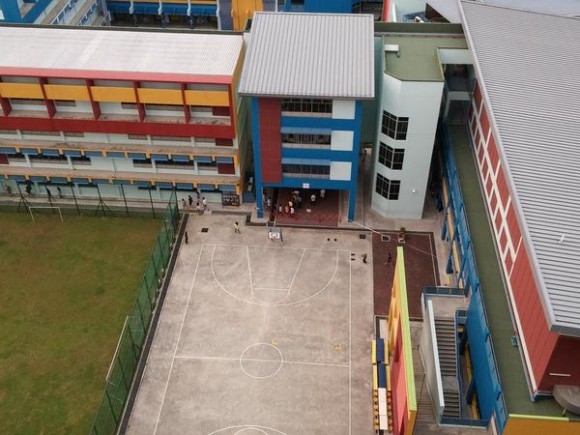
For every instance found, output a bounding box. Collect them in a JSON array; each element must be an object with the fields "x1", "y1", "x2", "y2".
[
  {"x1": 40, "y1": 78, "x2": 55, "y2": 118},
  {"x1": 0, "y1": 78, "x2": 12, "y2": 116},
  {"x1": 133, "y1": 81, "x2": 145, "y2": 122},
  {"x1": 181, "y1": 83, "x2": 190, "y2": 124},
  {"x1": 85, "y1": 79, "x2": 101, "y2": 120},
  {"x1": 258, "y1": 98, "x2": 282, "y2": 183}
]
